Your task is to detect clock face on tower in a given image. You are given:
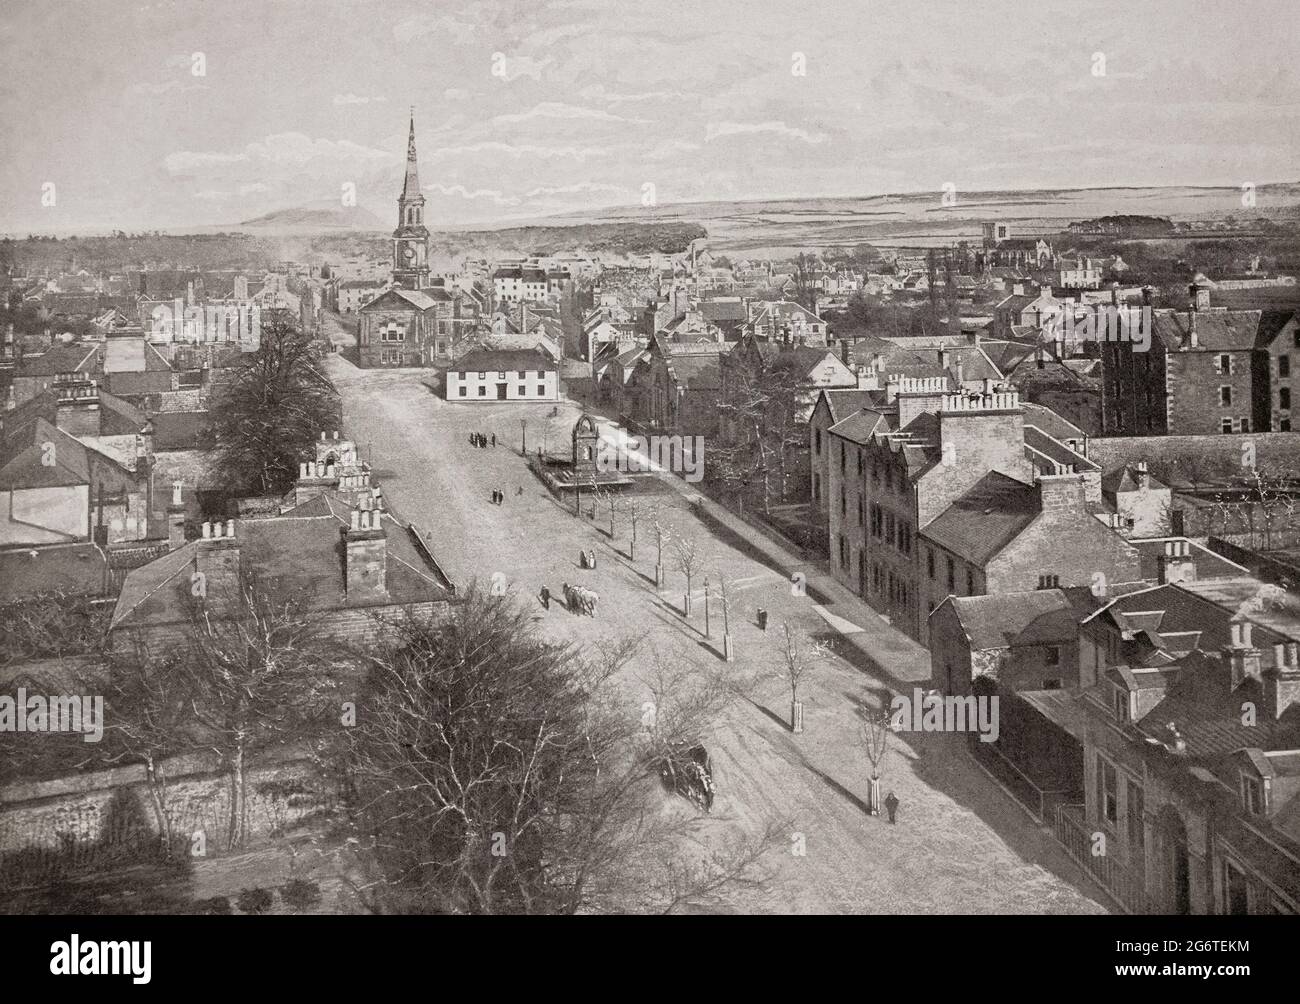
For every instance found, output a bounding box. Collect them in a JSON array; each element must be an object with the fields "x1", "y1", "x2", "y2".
[{"x1": 403, "y1": 247, "x2": 415, "y2": 261}]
